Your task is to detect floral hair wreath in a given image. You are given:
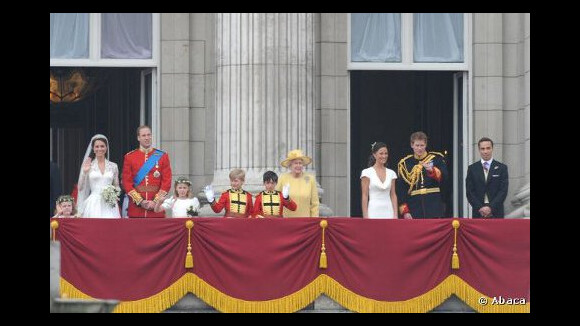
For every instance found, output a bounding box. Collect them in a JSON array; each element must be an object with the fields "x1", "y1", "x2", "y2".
[
  {"x1": 57, "y1": 195, "x2": 75, "y2": 204},
  {"x1": 175, "y1": 177, "x2": 192, "y2": 186}
]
